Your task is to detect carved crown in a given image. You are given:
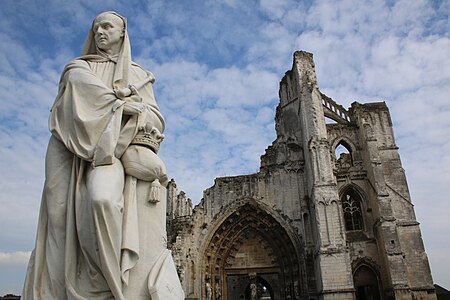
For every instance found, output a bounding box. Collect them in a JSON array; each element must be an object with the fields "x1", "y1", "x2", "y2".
[{"x1": 131, "y1": 127, "x2": 164, "y2": 154}]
